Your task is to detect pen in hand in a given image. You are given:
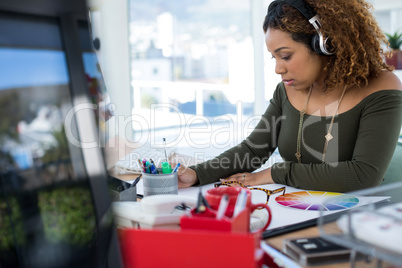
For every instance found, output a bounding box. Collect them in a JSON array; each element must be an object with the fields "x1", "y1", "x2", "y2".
[{"x1": 172, "y1": 163, "x2": 180, "y2": 173}]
